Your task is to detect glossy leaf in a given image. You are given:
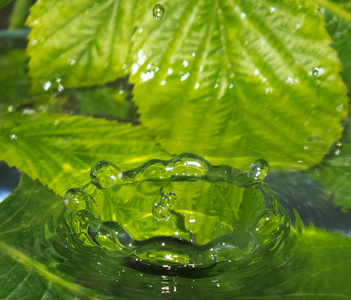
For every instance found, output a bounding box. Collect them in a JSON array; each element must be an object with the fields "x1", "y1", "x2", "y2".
[
  {"x1": 0, "y1": 175, "x2": 99, "y2": 299},
  {"x1": 0, "y1": 113, "x2": 170, "y2": 195},
  {"x1": 318, "y1": 1, "x2": 351, "y2": 90},
  {"x1": 311, "y1": 116, "x2": 351, "y2": 210},
  {"x1": 26, "y1": 0, "x2": 138, "y2": 92},
  {"x1": 130, "y1": 0, "x2": 349, "y2": 171}
]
